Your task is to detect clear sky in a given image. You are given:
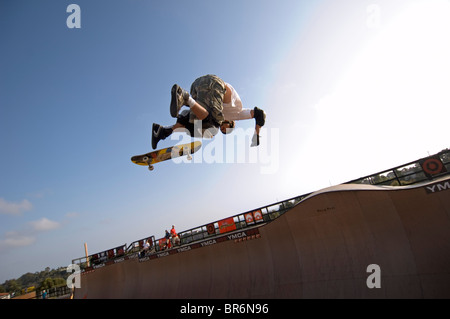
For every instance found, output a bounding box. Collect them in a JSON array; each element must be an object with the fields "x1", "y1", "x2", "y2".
[{"x1": 1, "y1": 0, "x2": 449, "y2": 283}]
